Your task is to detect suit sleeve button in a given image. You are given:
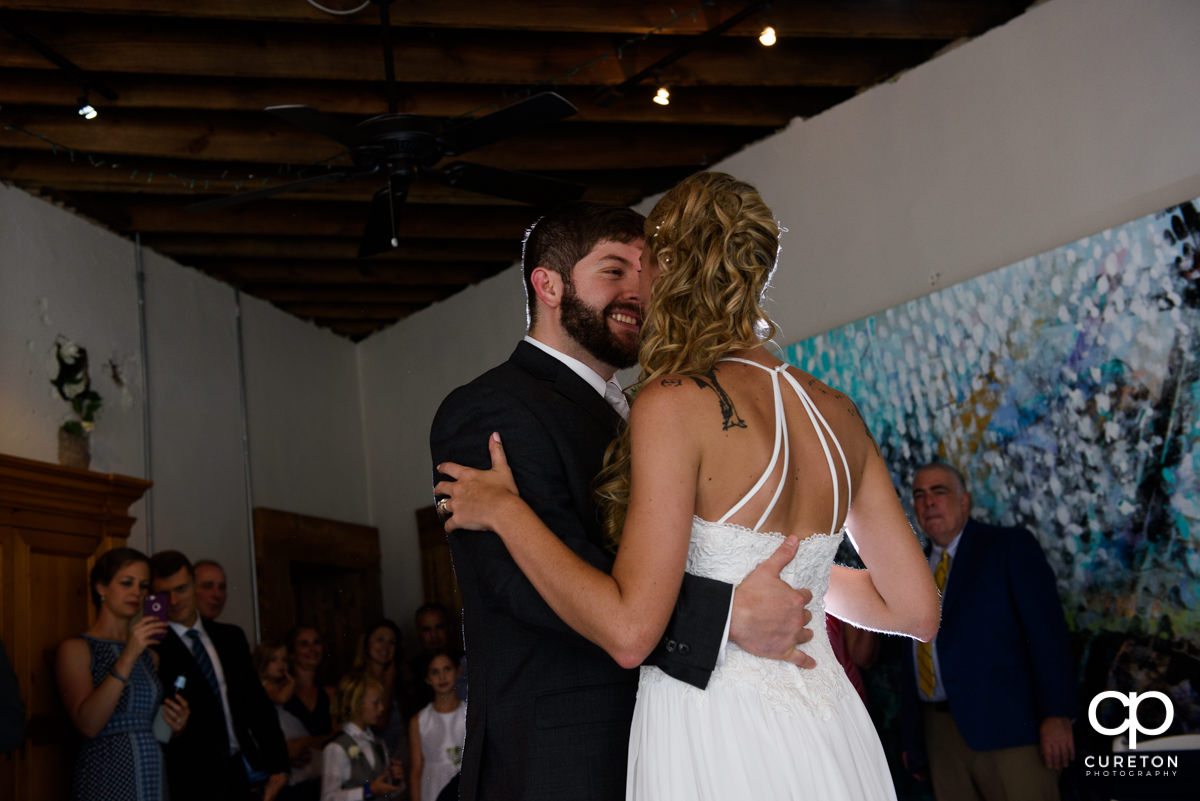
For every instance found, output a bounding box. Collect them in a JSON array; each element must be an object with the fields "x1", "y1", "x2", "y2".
[
  {"x1": 665, "y1": 639, "x2": 677, "y2": 652},
  {"x1": 678, "y1": 642, "x2": 690, "y2": 655}
]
